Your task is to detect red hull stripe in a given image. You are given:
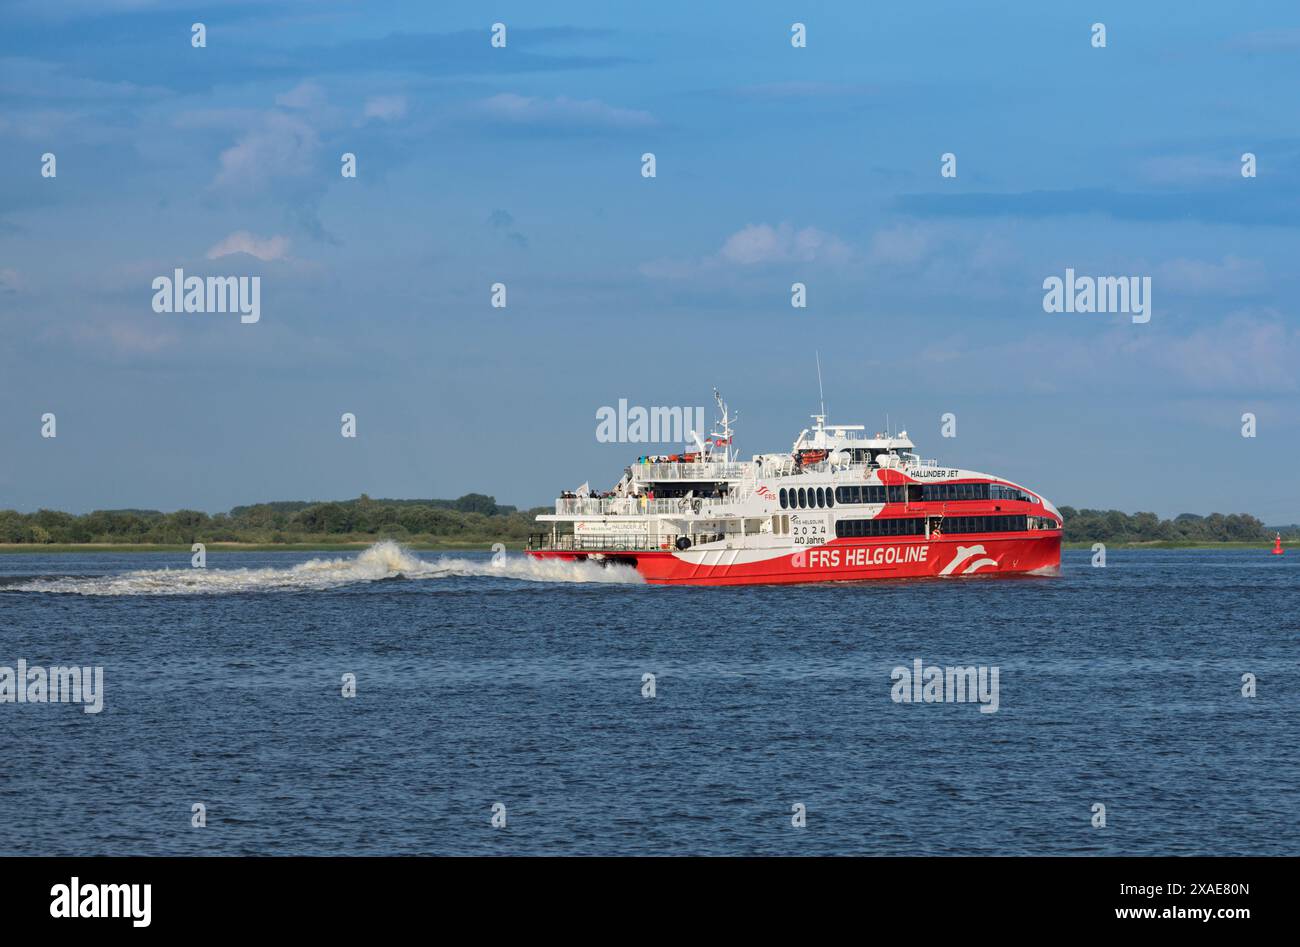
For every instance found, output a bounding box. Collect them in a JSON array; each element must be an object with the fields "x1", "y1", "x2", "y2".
[{"x1": 528, "y1": 534, "x2": 1061, "y2": 586}]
